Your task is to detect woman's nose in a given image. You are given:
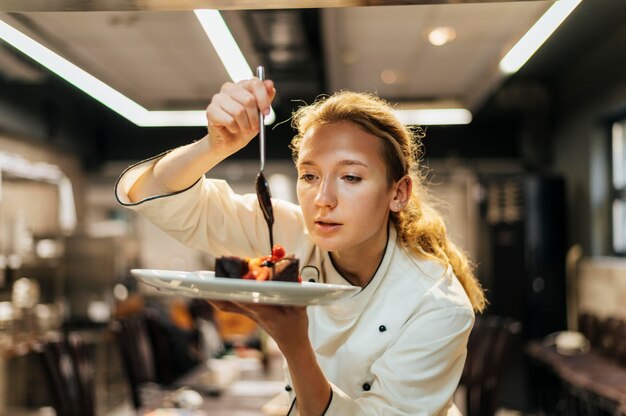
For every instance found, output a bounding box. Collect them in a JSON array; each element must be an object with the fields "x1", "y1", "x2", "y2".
[{"x1": 314, "y1": 179, "x2": 337, "y2": 208}]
